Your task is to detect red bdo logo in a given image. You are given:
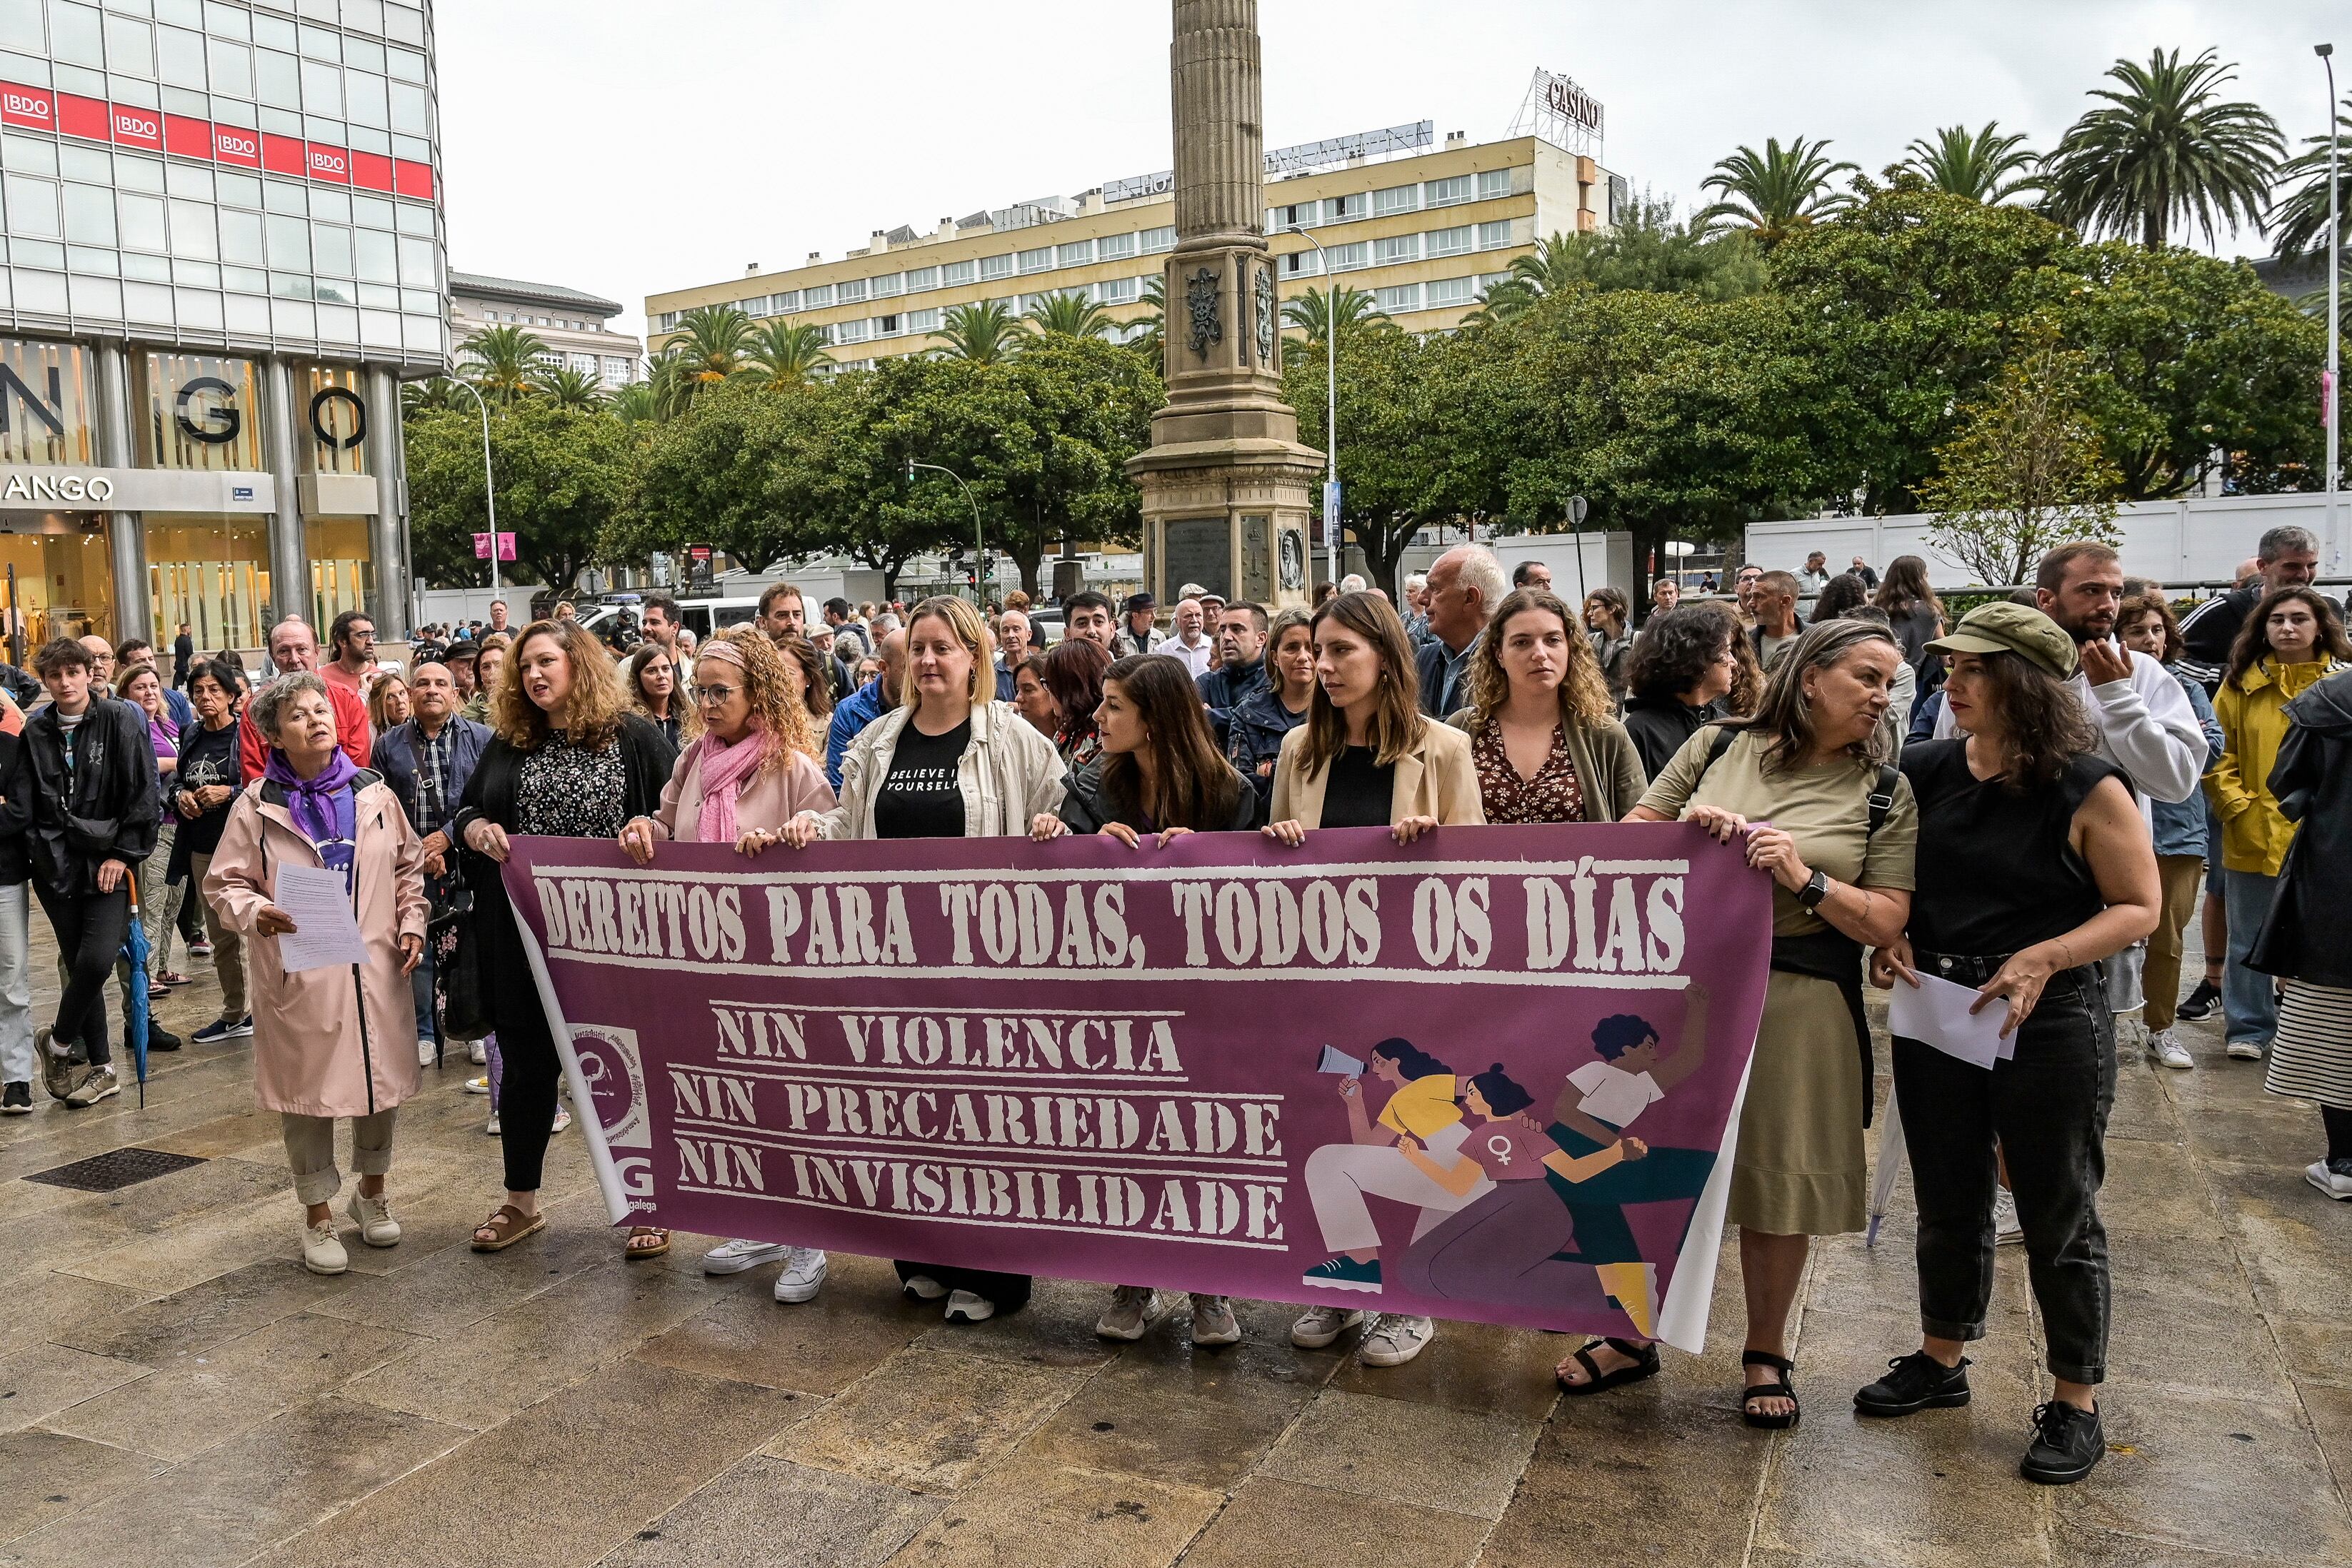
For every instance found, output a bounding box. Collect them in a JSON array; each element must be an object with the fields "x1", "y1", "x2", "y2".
[
  {"x1": 309, "y1": 149, "x2": 346, "y2": 175},
  {"x1": 4, "y1": 91, "x2": 48, "y2": 118},
  {"x1": 114, "y1": 111, "x2": 158, "y2": 139}
]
